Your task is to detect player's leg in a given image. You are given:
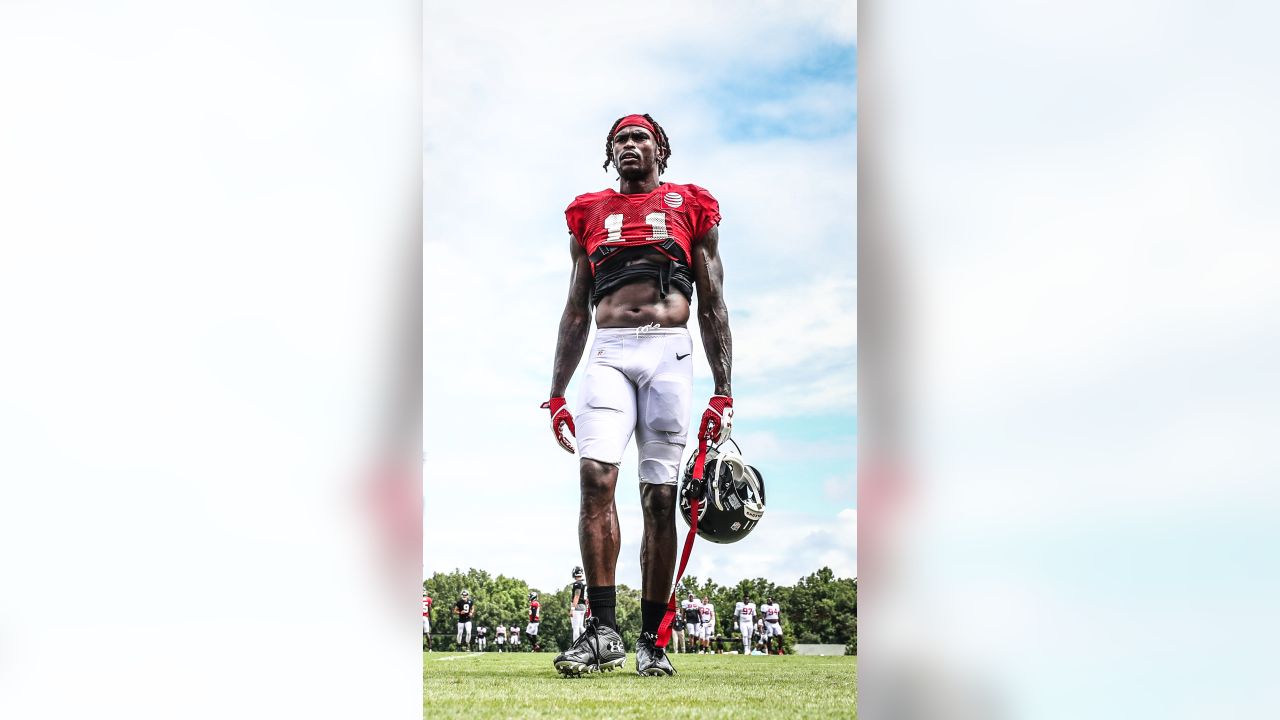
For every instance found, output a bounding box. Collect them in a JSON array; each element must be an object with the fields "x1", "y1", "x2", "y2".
[
  {"x1": 634, "y1": 332, "x2": 691, "y2": 653},
  {"x1": 638, "y1": 482, "x2": 677, "y2": 636},
  {"x1": 575, "y1": 359, "x2": 635, "y2": 633}
]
